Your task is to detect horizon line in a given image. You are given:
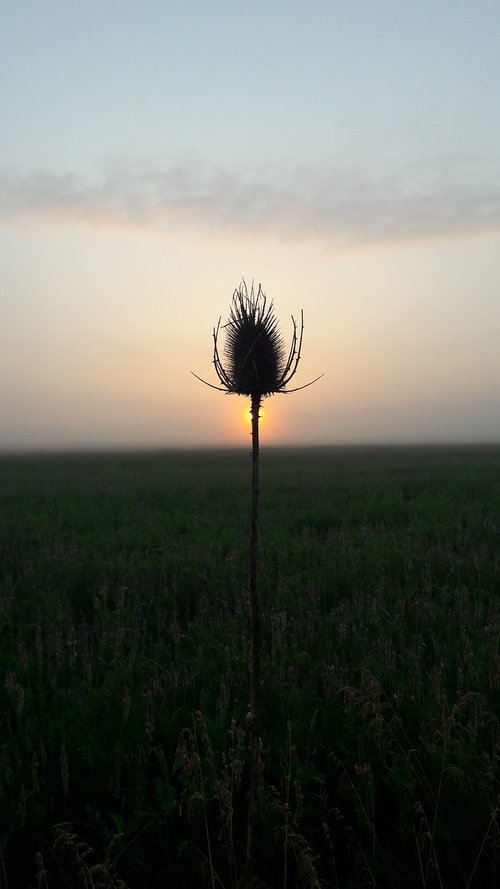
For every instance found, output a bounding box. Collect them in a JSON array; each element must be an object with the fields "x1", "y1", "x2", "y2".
[{"x1": 1, "y1": 439, "x2": 500, "y2": 457}]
